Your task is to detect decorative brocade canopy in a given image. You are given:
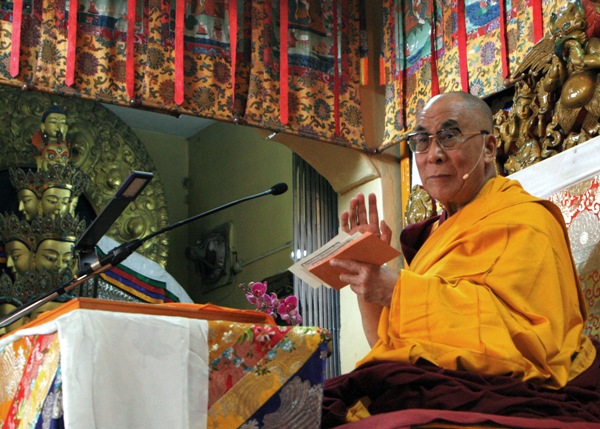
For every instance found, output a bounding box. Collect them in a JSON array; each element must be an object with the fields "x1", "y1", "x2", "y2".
[
  {"x1": 0, "y1": 0, "x2": 581, "y2": 153},
  {"x1": 0, "y1": 0, "x2": 372, "y2": 150}
]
